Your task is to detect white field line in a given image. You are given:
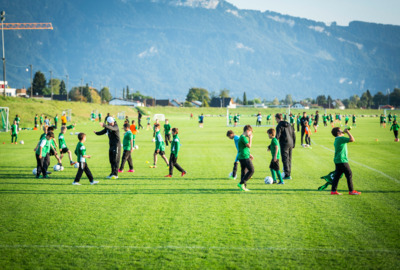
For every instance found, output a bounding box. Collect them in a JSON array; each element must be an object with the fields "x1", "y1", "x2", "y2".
[
  {"x1": 0, "y1": 244, "x2": 398, "y2": 254},
  {"x1": 312, "y1": 140, "x2": 400, "y2": 184}
]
